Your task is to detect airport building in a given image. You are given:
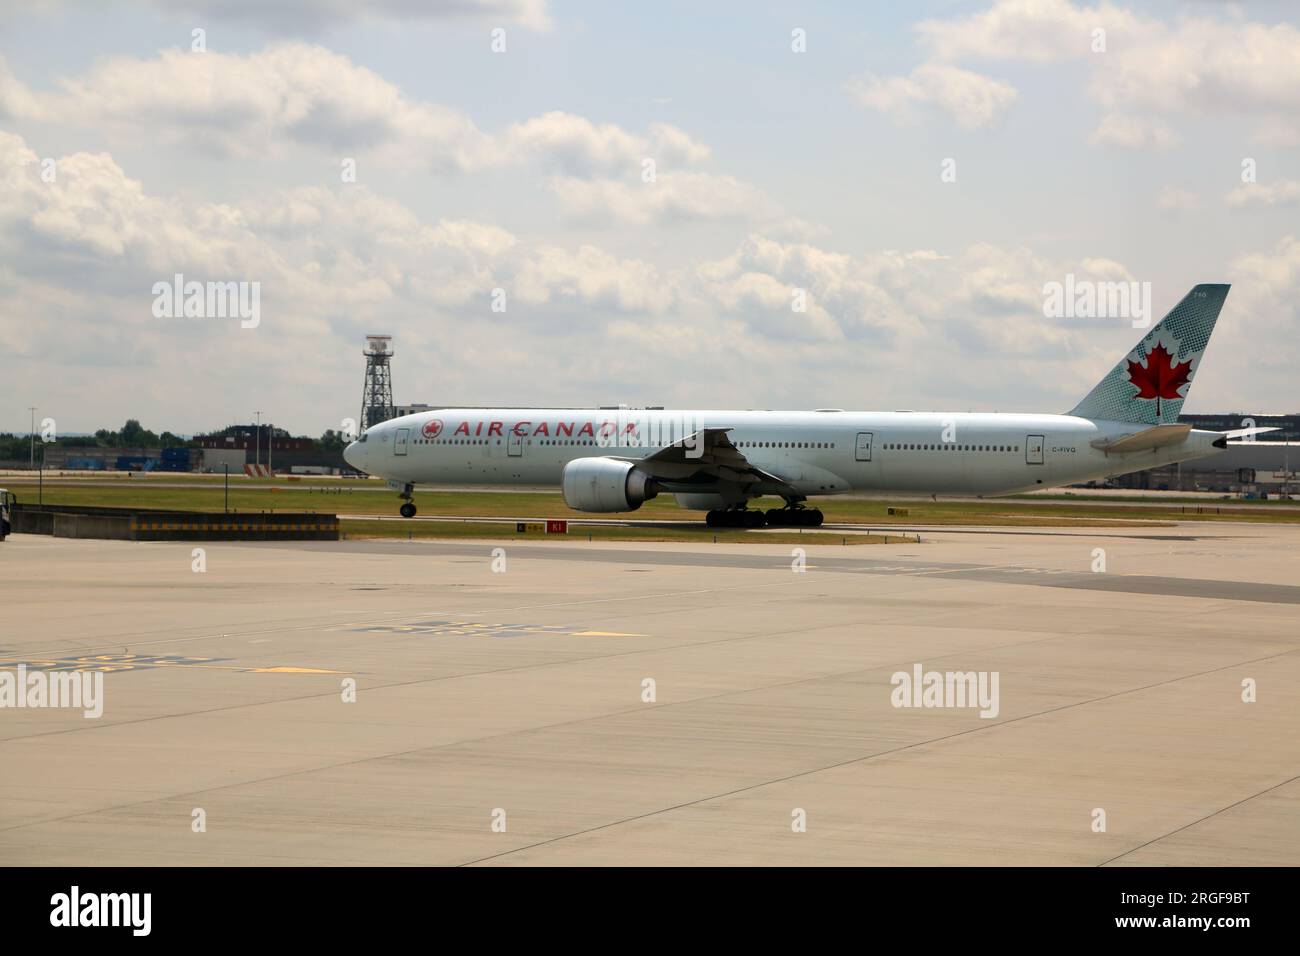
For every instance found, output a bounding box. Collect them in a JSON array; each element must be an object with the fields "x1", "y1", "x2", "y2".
[
  {"x1": 41, "y1": 445, "x2": 201, "y2": 472},
  {"x1": 1177, "y1": 412, "x2": 1300, "y2": 442},
  {"x1": 394, "y1": 403, "x2": 436, "y2": 418},
  {"x1": 1104, "y1": 413, "x2": 1300, "y2": 495},
  {"x1": 37, "y1": 423, "x2": 348, "y2": 474},
  {"x1": 195, "y1": 424, "x2": 314, "y2": 456},
  {"x1": 1110, "y1": 441, "x2": 1298, "y2": 496},
  {"x1": 195, "y1": 424, "x2": 343, "y2": 473}
]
